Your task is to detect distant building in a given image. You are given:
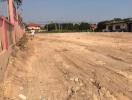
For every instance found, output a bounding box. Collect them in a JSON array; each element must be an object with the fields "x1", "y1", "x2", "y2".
[
  {"x1": 90, "y1": 24, "x2": 97, "y2": 31},
  {"x1": 27, "y1": 23, "x2": 41, "y2": 31},
  {"x1": 104, "y1": 18, "x2": 132, "y2": 32}
]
